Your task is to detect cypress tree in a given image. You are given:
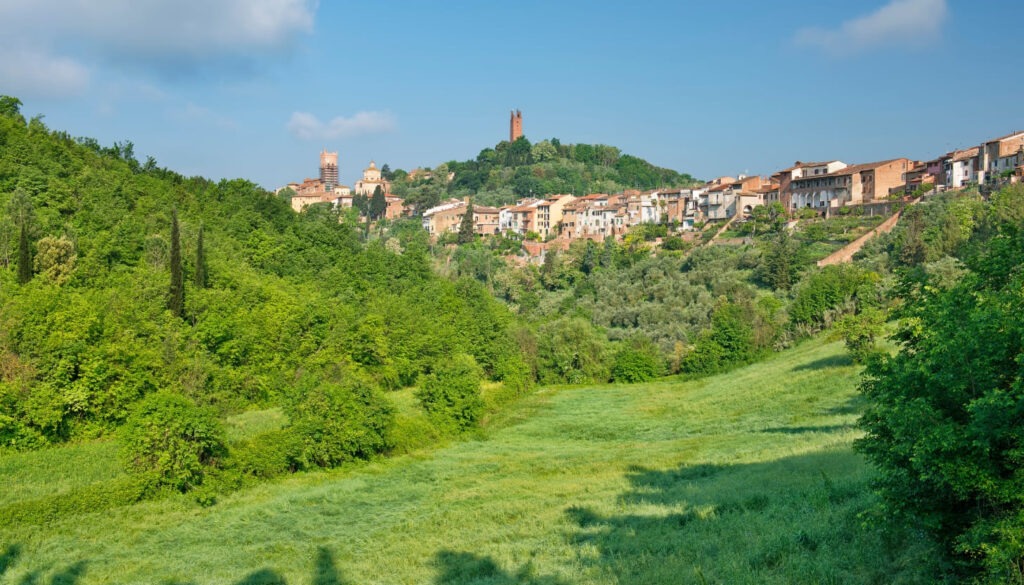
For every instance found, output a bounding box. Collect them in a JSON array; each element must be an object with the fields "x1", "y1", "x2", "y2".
[
  {"x1": 194, "y1": 223, "x2": 207, "y2": 289},
  {"x1": 370, "y1": 185, "x2": 386, "y2": 220},
  {"x1": 169, "y1": 209, "x2": 184, "y2": 318},
  {"x1": 457, "y1": 200, "x2": 475, "y2": 244},
  {"x1": 17, "y1": 221, "x2": 31, "y2": 284}
]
